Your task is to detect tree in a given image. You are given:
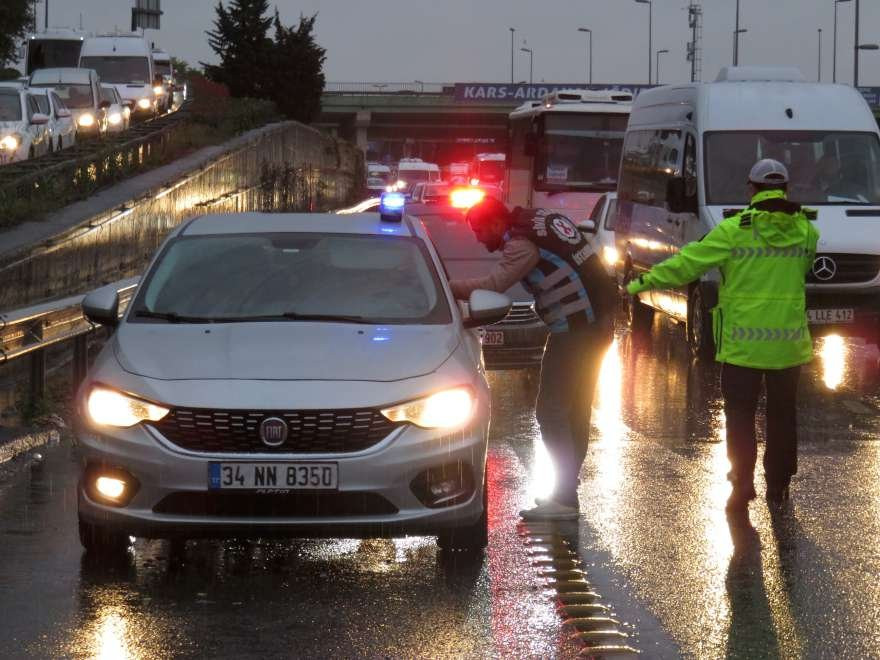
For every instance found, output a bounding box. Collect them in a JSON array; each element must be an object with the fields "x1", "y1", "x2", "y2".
[
  {"x1": 203, "y1": 0, "x2": 273, "y2": 99},
  {"x1": 0, "y1": 0, "x2": 34, "y2": 67},
  {"x1": 266, "y1": 11, "x2": 325, "y2": 123},
  {"x1": 170, "y1": 57, "x2": 201, "y2": 83}
]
